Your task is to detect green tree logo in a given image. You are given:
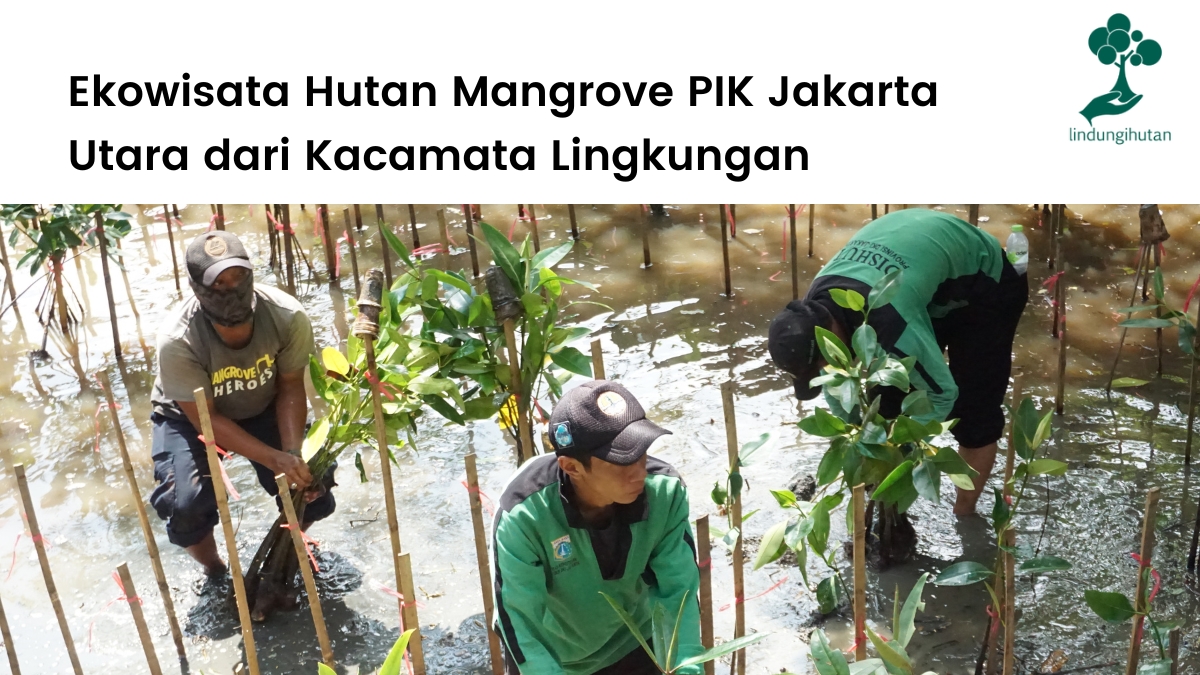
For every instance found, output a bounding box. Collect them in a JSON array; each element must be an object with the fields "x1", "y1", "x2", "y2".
[{"x1": 1080, "y1": 13, "x2": 1162, "y2": 125}]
